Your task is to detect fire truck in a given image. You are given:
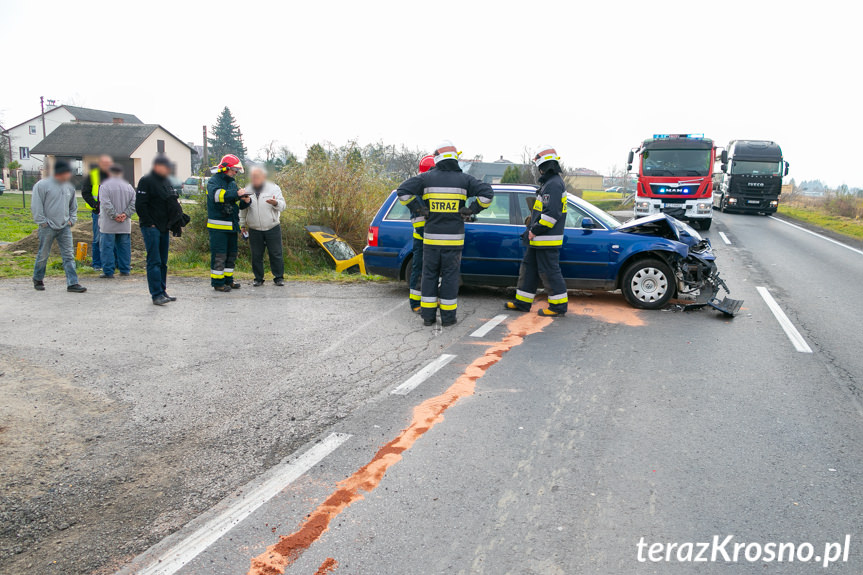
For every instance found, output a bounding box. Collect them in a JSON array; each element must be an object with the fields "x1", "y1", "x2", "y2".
[{"x1": 628, "y1": 134, "x2": 717, "y2": 230}]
